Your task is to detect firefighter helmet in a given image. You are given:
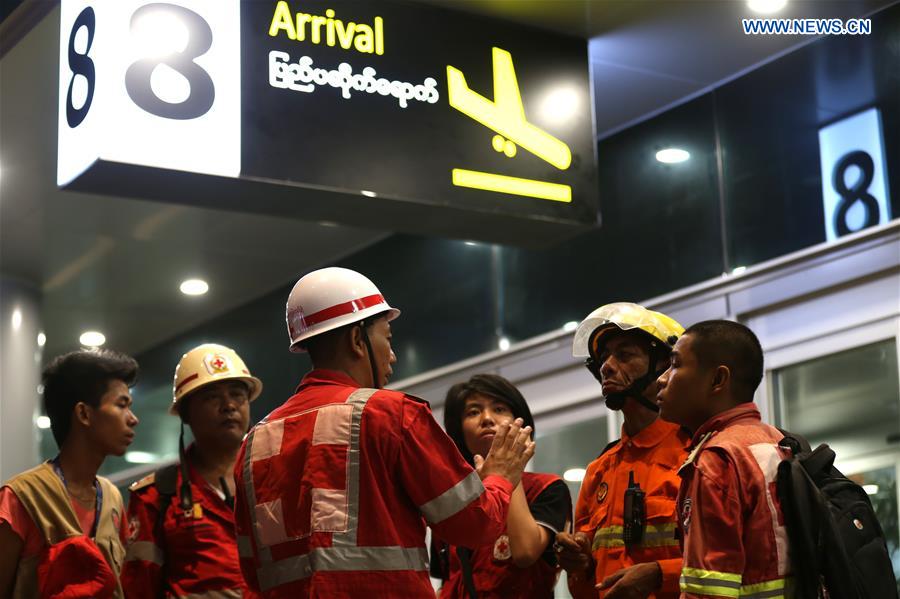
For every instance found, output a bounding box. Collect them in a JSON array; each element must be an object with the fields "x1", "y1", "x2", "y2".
[{"x1": 573, "y1": 302, "x2": 684, "y2": 360}]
